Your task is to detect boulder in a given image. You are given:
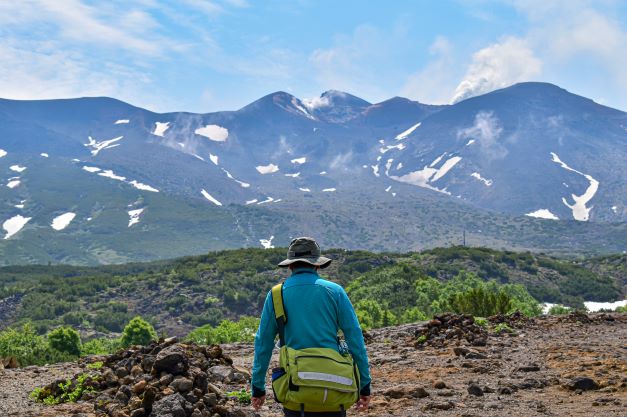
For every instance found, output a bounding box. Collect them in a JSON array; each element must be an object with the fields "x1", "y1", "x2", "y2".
[
  {"x1": 153, "y1": 346, "x2": 189, "y2": 375},
  {"x1": 564, "y1": 377, "x2": 599, "y2": 391},
  {"x1": 151, "y1": 393, "x2": 186, "y2": 417}
]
